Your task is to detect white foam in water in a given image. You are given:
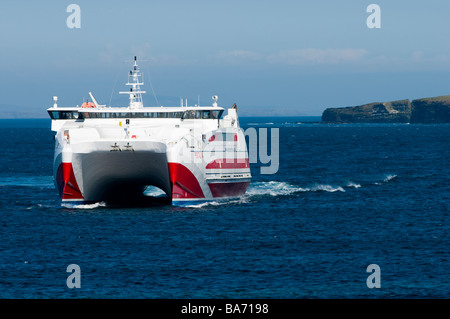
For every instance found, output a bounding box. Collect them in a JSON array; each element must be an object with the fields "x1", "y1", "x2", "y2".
[
  {"x1": 309, "y1": 184, "x2": 346, "y2": 193},
  {"x1": 383, "y1": 174, "x2": 397, "y2": 182},
  {"x1": 181, "y1": 181, "x2": 329, "y2": 208},
  {"x1": 374, "y1": 174, "x2": 398, "y2": 185},
  {"x1": 184, "y1": 202, "x2": 213, "y2": 209},
  {"x1": 185, "y1": 198, "x2": 248, "y2": 209},
  {"x1": 246, "y1": 181, "x2": 347, "y2": 197},
  {"x1": 62, "y1": 202, "x2": 107, "y2": 209},
  {"x1": 246, "y1": 181, "x2": 305, "y2": 196},
  {"x1": 346, "y1": 182, "x2": 362, "y2": 188}
]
